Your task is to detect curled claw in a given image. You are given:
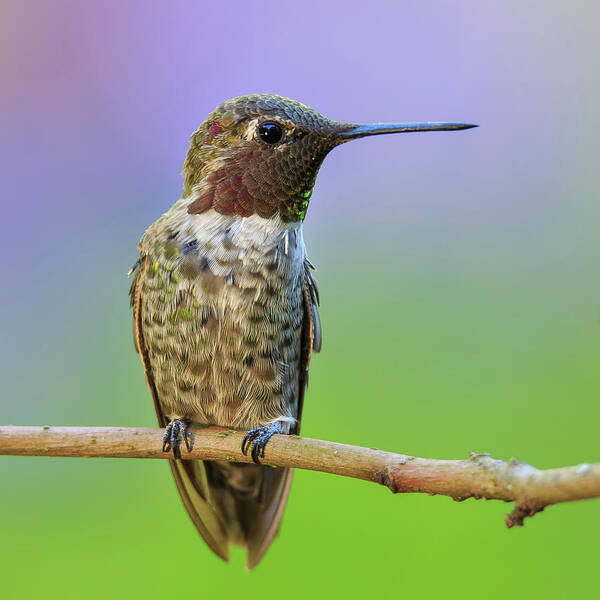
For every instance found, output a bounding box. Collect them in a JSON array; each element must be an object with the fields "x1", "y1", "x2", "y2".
[
  {"x1": 241, "y1": 422, "x2": 282, "y2": 464},
  {"x1": 162, "y1": 418, "x2": 193, "y2": 459},
  {"x1": 241, "y1": 428, "x2": 261, "y2": 456}
]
